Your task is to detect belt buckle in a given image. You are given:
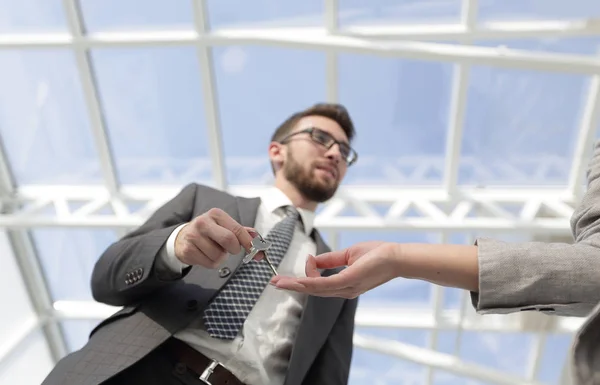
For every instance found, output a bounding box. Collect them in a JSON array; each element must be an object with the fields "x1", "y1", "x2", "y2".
[{"x1": 199, "y1": 360, "x2": 220, "y2": 385}]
